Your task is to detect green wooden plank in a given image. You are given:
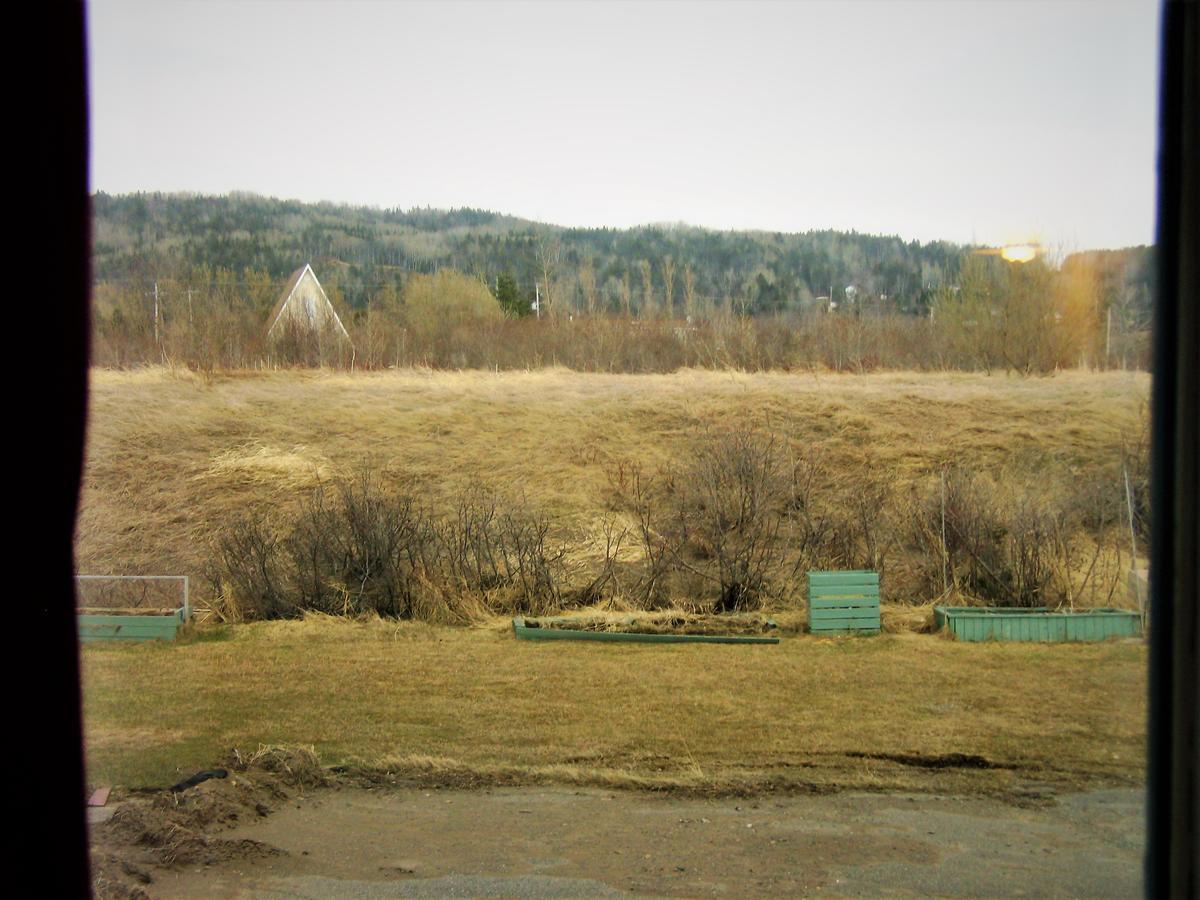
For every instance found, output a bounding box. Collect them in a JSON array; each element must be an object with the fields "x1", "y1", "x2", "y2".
[
  {"x1": 79, "y1": 624, "x2": 178, "y2": 637},
  {"x1": 80, "y1": 633, "x2": 175, "y2": 643},
  {"x1": 78, "y1": 613, "x2": 181, "y2": 642},
  {"x1": 811, "y1": 608, "x2": 880, "y2": 618},
  {"x1": 808, "y1": 583, "x2": 878, "y2": 593},
  {"x1": 809, "y1": 588, "x2": 880, "y2": 601},
  {"x1": 810, "y1": 626, "x2": 880, "y2": 636},
  {"x1": 88, "y1": 623, "x2": 178, "y2": 634},
  {"x1": 808, "y1": 578, "x2": 878, "y2": 590},
  {"x1": 511, "y1": 618, "x2": 779, "y2": 644},
  {"x1": 809, "y1": 607, "x2": 880, "y2": 622},
  {"x1": 78, "y1": 614, "x2": 182, "y2": 628},
  {"x1": 810, "y1": 612, "x2": 879, "y2": 624},
  {"x1": 811, "y1": 617, "x2": 880, "y2": 631}
]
